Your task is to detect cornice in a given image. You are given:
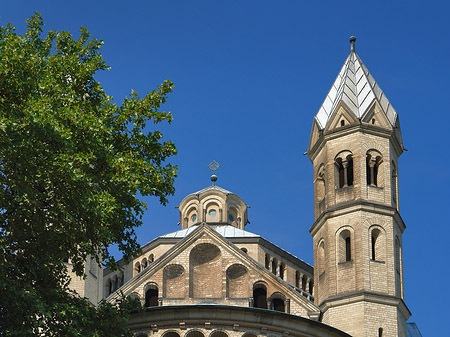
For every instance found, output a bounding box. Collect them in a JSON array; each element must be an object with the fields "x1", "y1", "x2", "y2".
[
  {"x1": 309, "y1": 199, "x2": 406, "y2": 236},
  {"x1": 318, "y1": 291, "x2": 411, "y2": 320}
]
